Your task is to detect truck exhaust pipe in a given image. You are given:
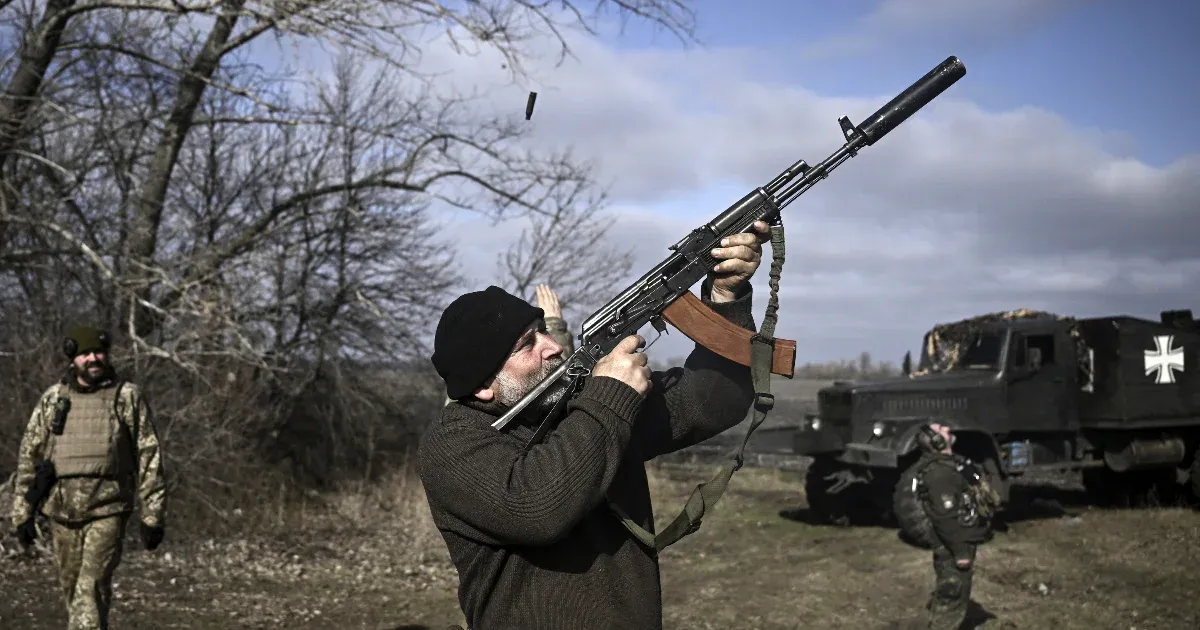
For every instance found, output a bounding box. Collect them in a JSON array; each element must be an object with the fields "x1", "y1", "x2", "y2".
[{"x1": 1103, "y1": 437, "x2": 1187, "y2": 472}]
